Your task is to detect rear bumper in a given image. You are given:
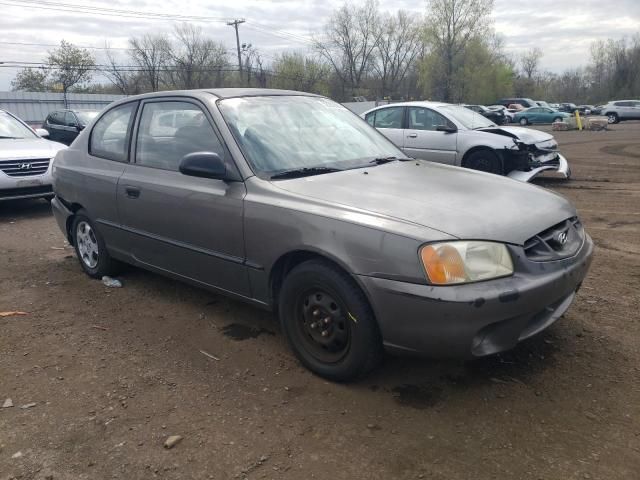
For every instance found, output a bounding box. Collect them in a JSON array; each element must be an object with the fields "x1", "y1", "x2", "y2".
[
  {"x1": 358, "y1": 234, "x2": 593, "y2": 358},
  {"x1": 51, "y1": 196, "x2": 74, "y2": 243}
]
